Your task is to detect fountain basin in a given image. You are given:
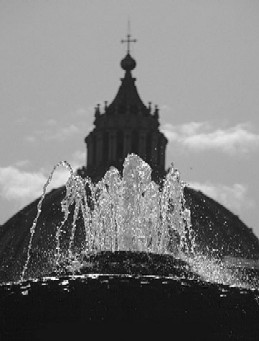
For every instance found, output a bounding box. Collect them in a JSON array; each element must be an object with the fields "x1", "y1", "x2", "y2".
[
  {"x1": 0, "y1": 251, "x2": 259, "y2": 339},
  {"x1": 58, "y1": 251, "x2": 200, "y2": 279}
]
